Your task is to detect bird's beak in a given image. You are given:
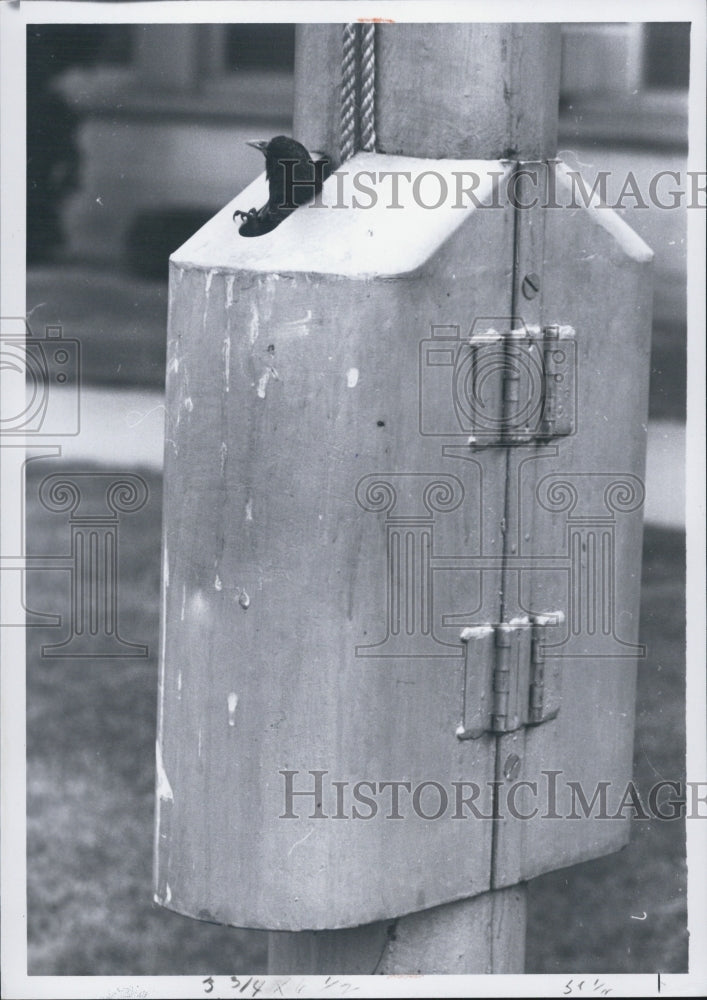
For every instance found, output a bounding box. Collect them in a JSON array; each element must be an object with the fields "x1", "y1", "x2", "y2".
[{"x1": 246, "y1": 140, "x2": 269, "y2": 153}]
